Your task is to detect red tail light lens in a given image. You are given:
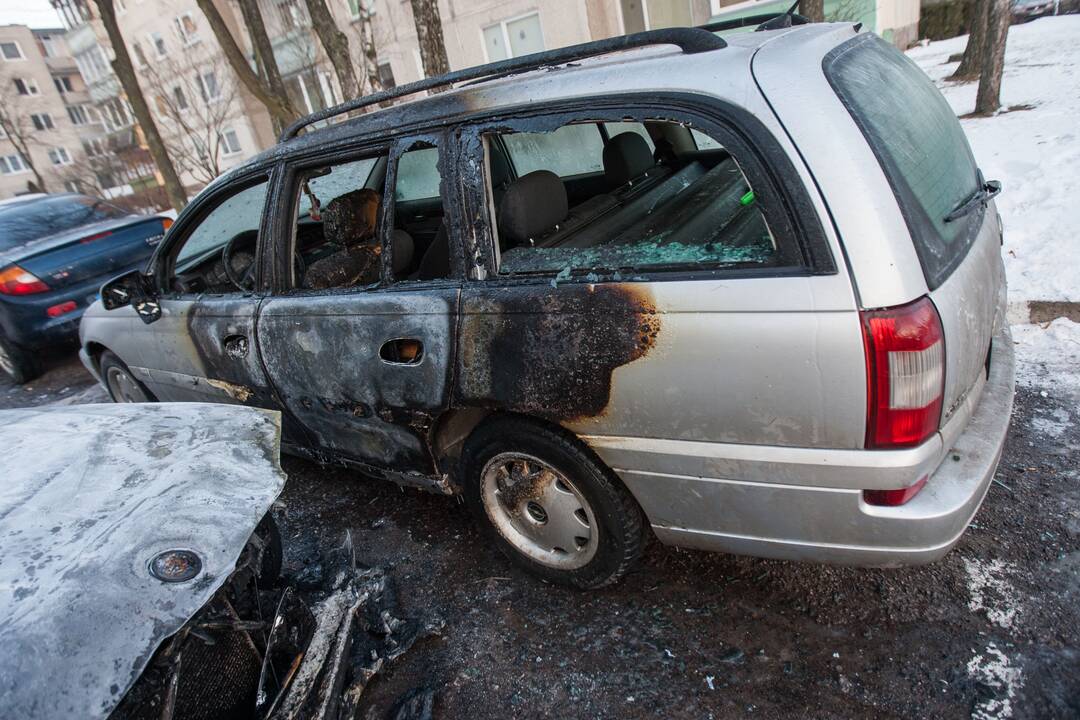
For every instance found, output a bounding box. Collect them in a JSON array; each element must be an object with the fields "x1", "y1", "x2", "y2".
[
  {"x1": 863, "y1": 475, "x2": 928, "y2": 507},
  {"x1": 161, "y1": 217, "x2": 173, "y2": 231},
  {"x1": 46, "y1": 300, "x2": 77, "y2": 318},
  {"x1": 861, "y1": 296, "x2": 945, "y2": 449},
  {"x1": 0, "y1": 265, "x2": 50, "y2": 295}
]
